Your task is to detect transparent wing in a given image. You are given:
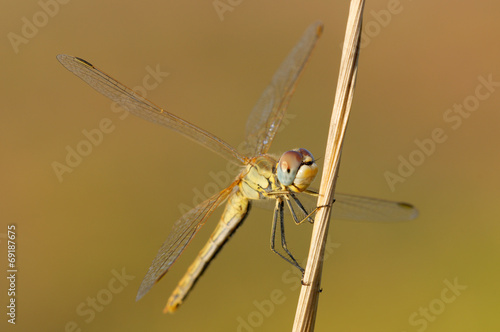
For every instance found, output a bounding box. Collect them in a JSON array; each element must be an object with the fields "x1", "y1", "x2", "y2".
[
  {"x1": 57, "y1": 54, "x2": 246, "y2": 165},
  {"x1": 136, "y1": 183, "x2": 236, "y2": 301},
  {"x1": 254, "y1": 192, "x2": 418, "y2": 222},
  {"x1": 333, "y1": 193, "x2": 419, "y2": 222},
  {"x1": 244, "y1": 21, "x2": 323, "y2": 156}
]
